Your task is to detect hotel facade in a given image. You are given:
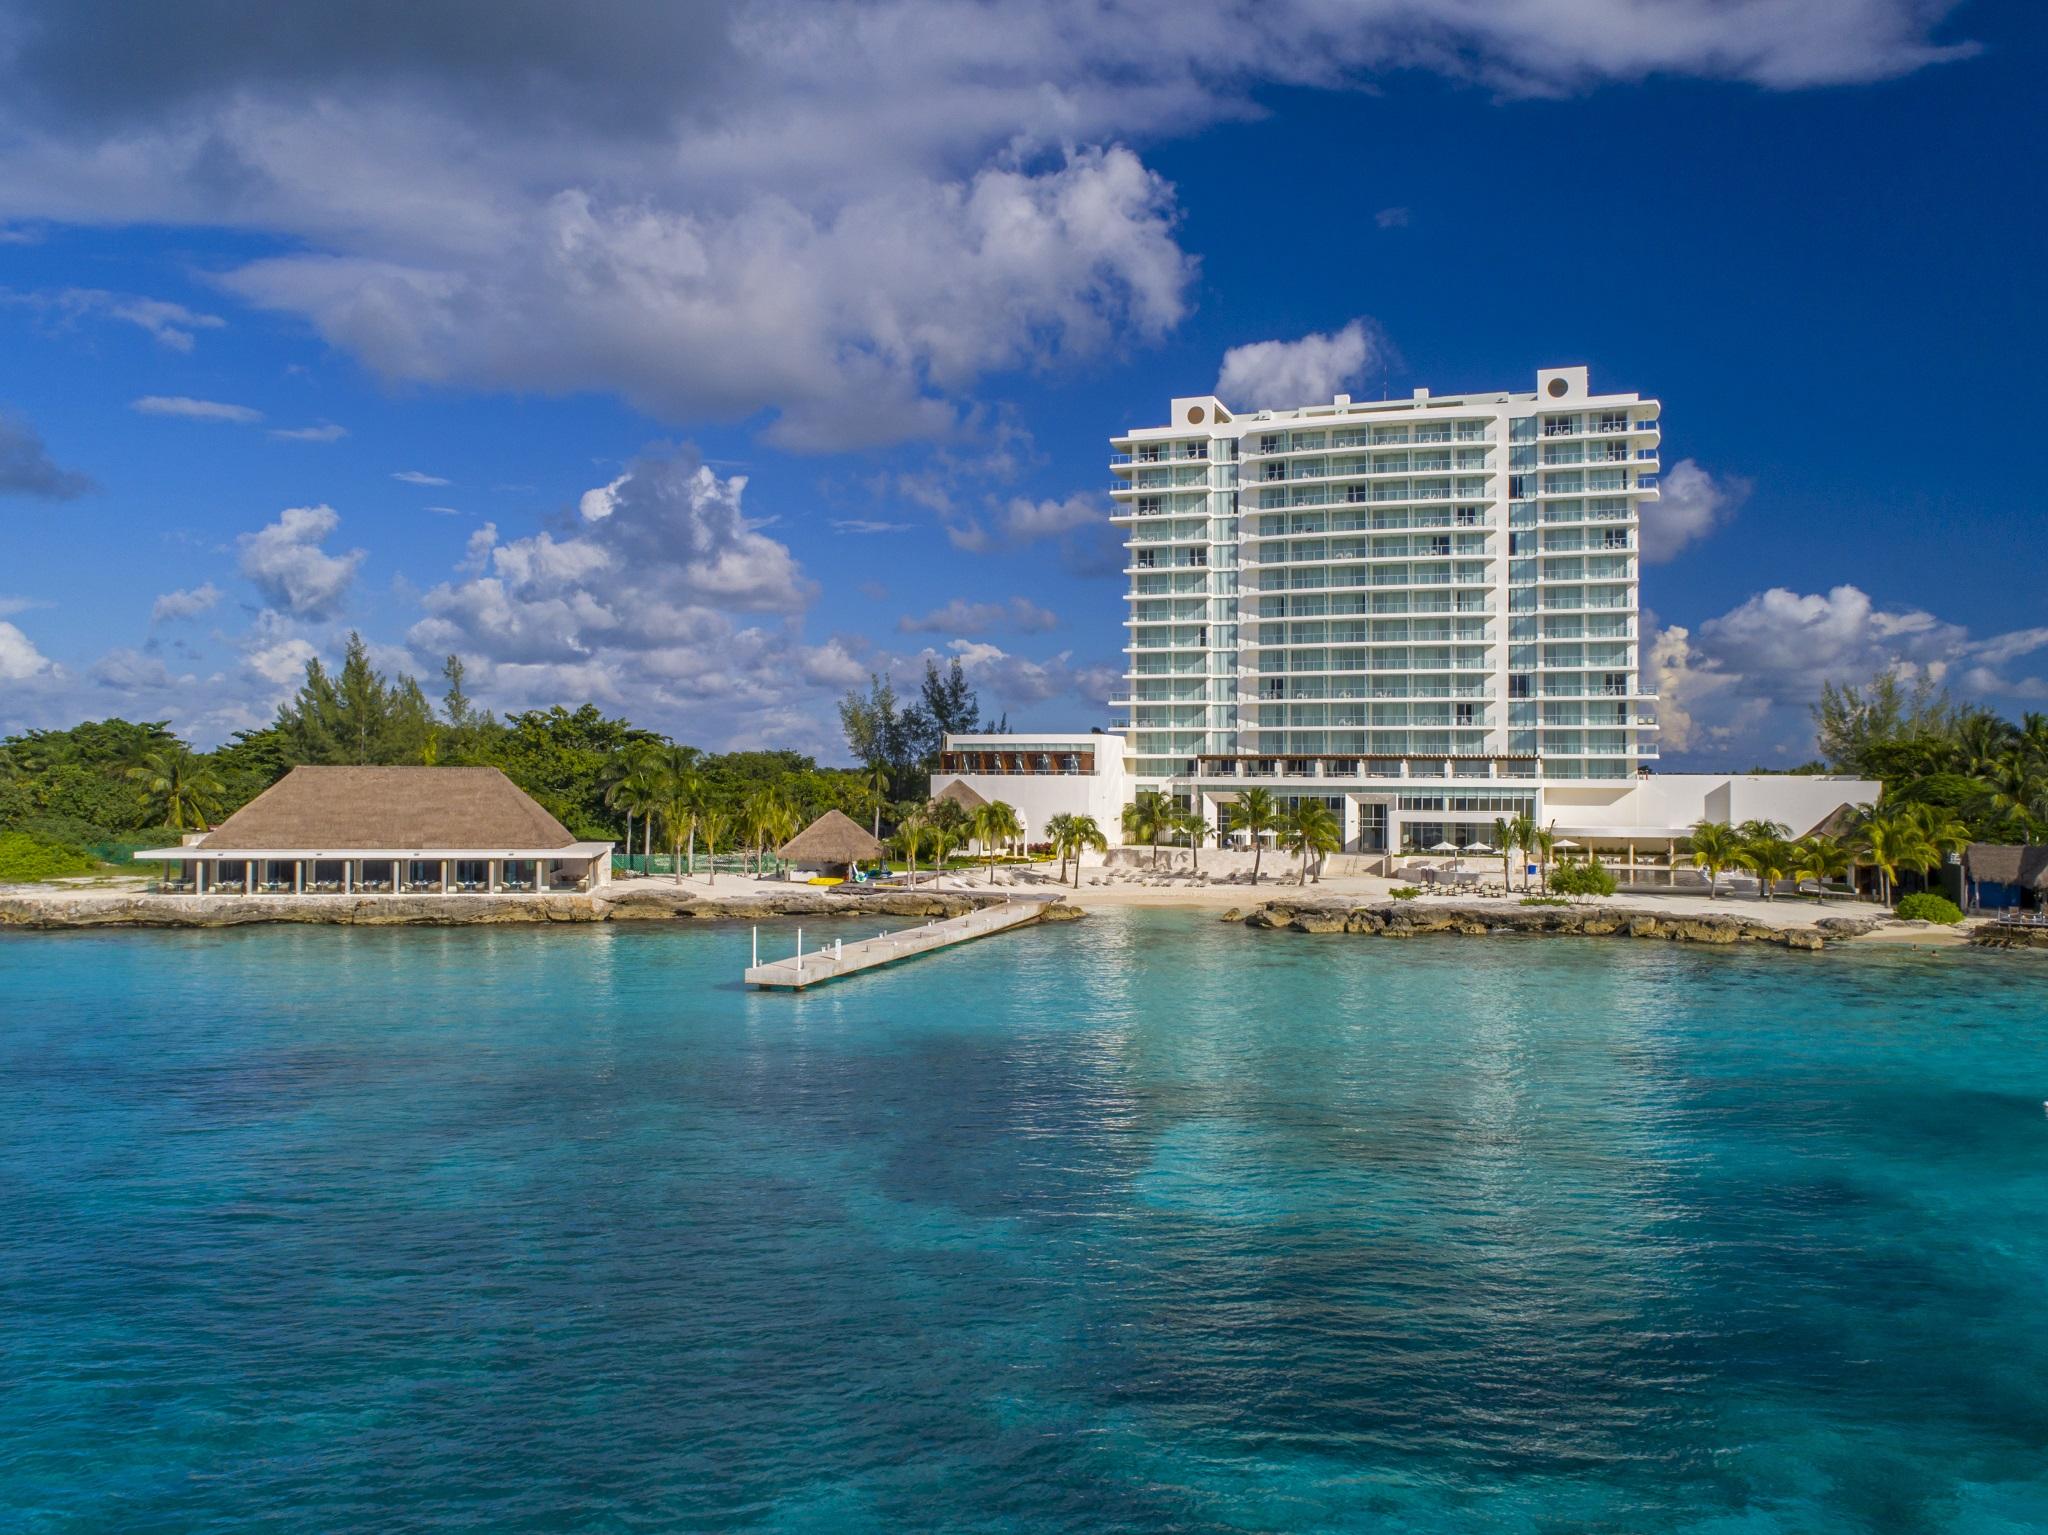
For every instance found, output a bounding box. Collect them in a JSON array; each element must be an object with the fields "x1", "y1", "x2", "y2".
[{"x1": 932, "y1": 366, "x2": 1879, "y2": 868}]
